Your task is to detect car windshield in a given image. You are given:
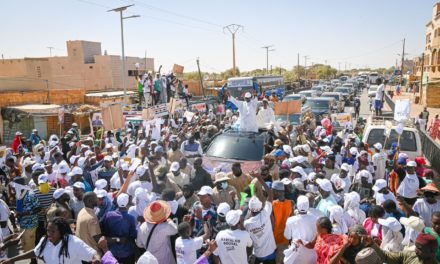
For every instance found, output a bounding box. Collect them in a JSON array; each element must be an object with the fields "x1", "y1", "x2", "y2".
[
  {"x1": 283, "y1": 96, "x2": 301, "y2": 102},
  {"x1": 205, "y1": 133, "x2": 265, "y2": 161},
  {"x1": 366, "y1": 128, "x2": 417, "y2": 152},
  {"x1": 301, "y1": 92, "x2": 313, "y2": 97},
  {"x1": 276, "y1": 114, "x2": 301, "y2": 124},
  {"x1": 335, "y1": 88, "x2": 349, "y2": 93},
  {"x1": 304, "y1": 100, "x2": 330, "y2": 109},
  {"x1": 322, "y1": 94, "x2": 339, "y2": 100}
]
